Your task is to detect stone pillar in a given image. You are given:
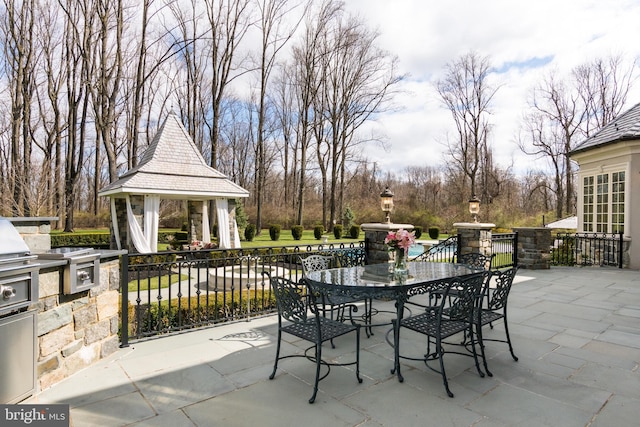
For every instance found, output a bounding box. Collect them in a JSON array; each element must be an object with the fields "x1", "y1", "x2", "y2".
[
  {"x1": 454, "y1": 222, "x2": 495, "y2": 257},
  {"x1": 112, "y1": 198, "x2": 128, "y2": 251},
  {"x1": 9, "y1": 217, "x2": 57, "y2": 252},
  {"x1": 361, "y1": 223, "x2": 414, "y2": 264},
  {"x1": 513, "y1": 227, "x2": 551, "y2": 269},
  {"x1": 187, "y1": 201, "x2": 203, "y2": 243}
]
